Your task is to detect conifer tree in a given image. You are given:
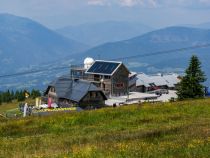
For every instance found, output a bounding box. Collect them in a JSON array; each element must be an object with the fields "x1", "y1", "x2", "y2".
[
  {"x1": 0, "y1": 94, "x2": 2, "y2": 105},
  {"x1": 30, "y1": 89, "x2": 41, "y2": 99},
  {"x1": 5, "y1": 90, "x2": 12, "y2": 103},
  {"x1": 177, "y1": 55, "x2": 206, "y2": 100},
  {"x1": 17, "y1": 90, "x2": 25, "y2": 102},
  {"x1": 11, "y1": 90, "x2": 15, "y2": 100},
  {"x1": 15, "y1": 90, "x2": 20, "y2": 100}
]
